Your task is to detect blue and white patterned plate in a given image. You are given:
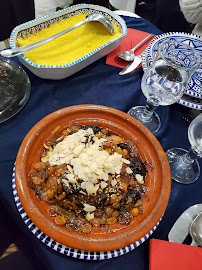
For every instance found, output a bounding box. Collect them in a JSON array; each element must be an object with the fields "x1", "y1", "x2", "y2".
[
  {"x1": 178, "y1": 94, "x2": 202, "y2": 110},
  {"x1": 12, "y1": 166, "x2": 161, "y2": 260},
  {"x1": 142, "y1": 32, "x2": 202, "y2": 109}
]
